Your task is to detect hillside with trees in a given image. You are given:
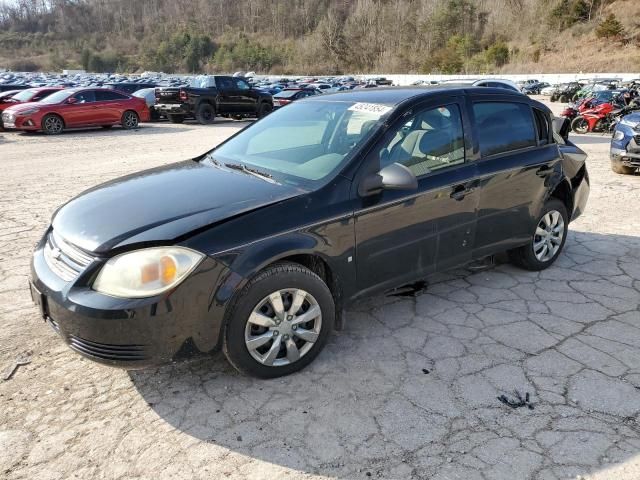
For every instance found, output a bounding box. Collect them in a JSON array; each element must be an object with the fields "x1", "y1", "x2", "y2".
[{"x1": 0, "y1": 0, "x2": 638, "y2": 74}]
